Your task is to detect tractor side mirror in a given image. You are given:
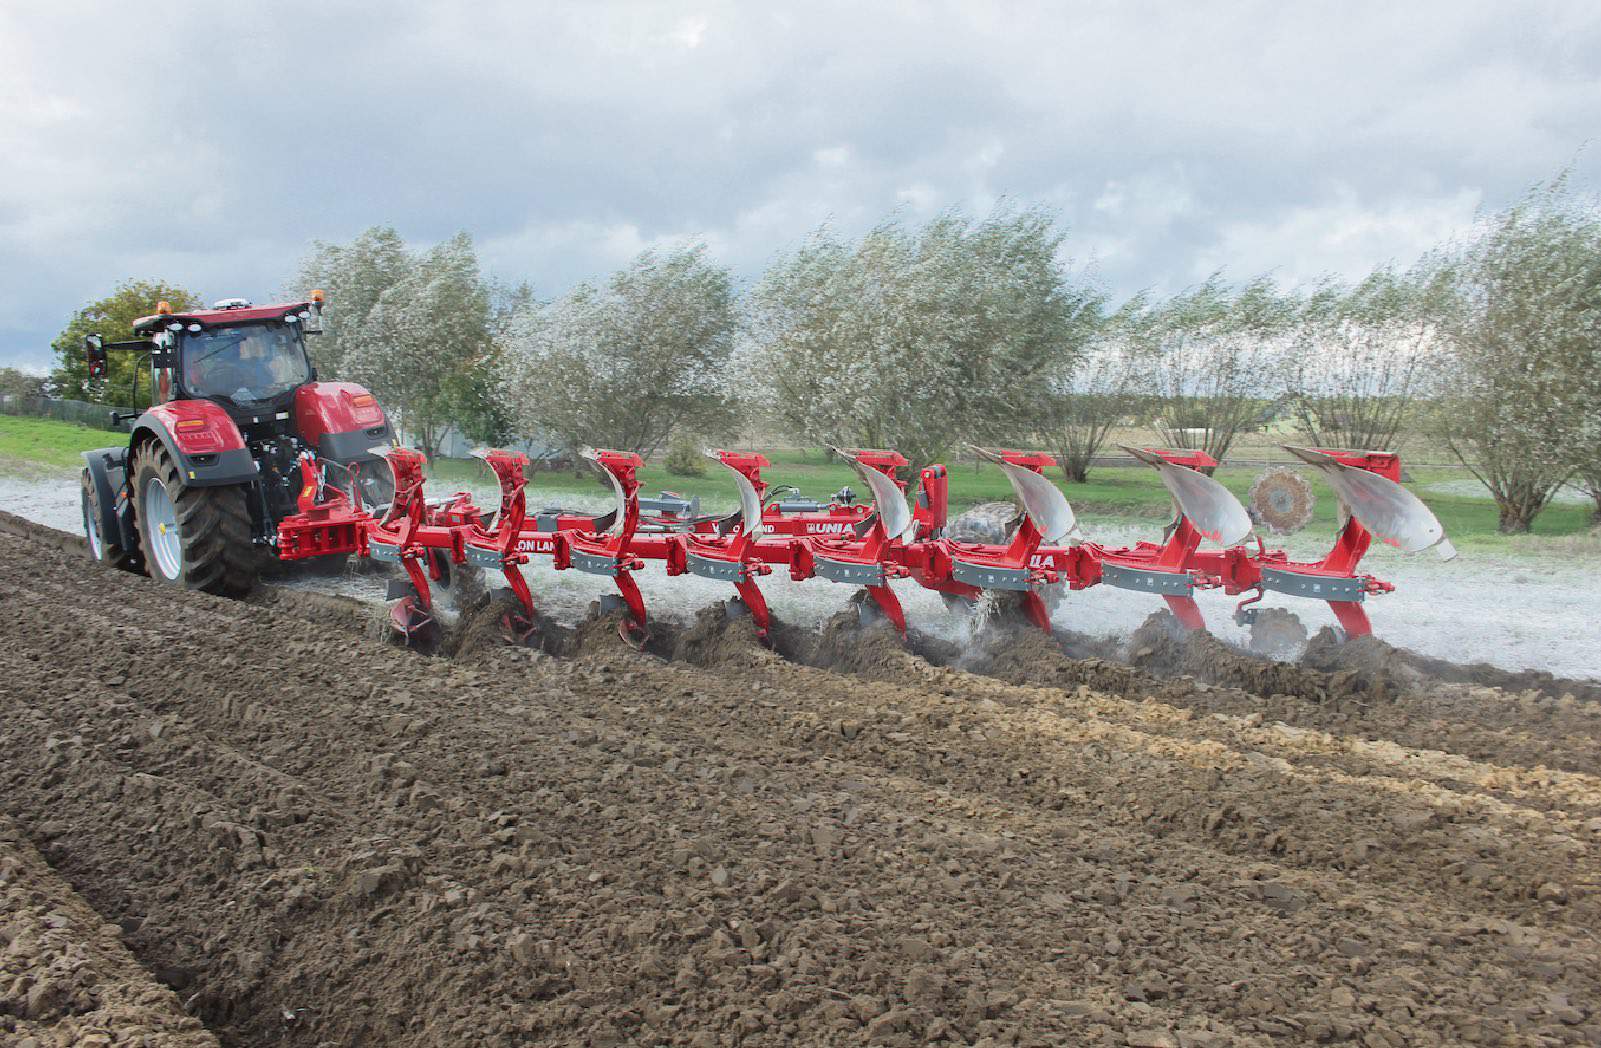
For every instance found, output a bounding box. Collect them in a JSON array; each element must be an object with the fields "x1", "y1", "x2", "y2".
[{"x1": 84, "y1": 334, "x2": 107, "y2": 378}]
